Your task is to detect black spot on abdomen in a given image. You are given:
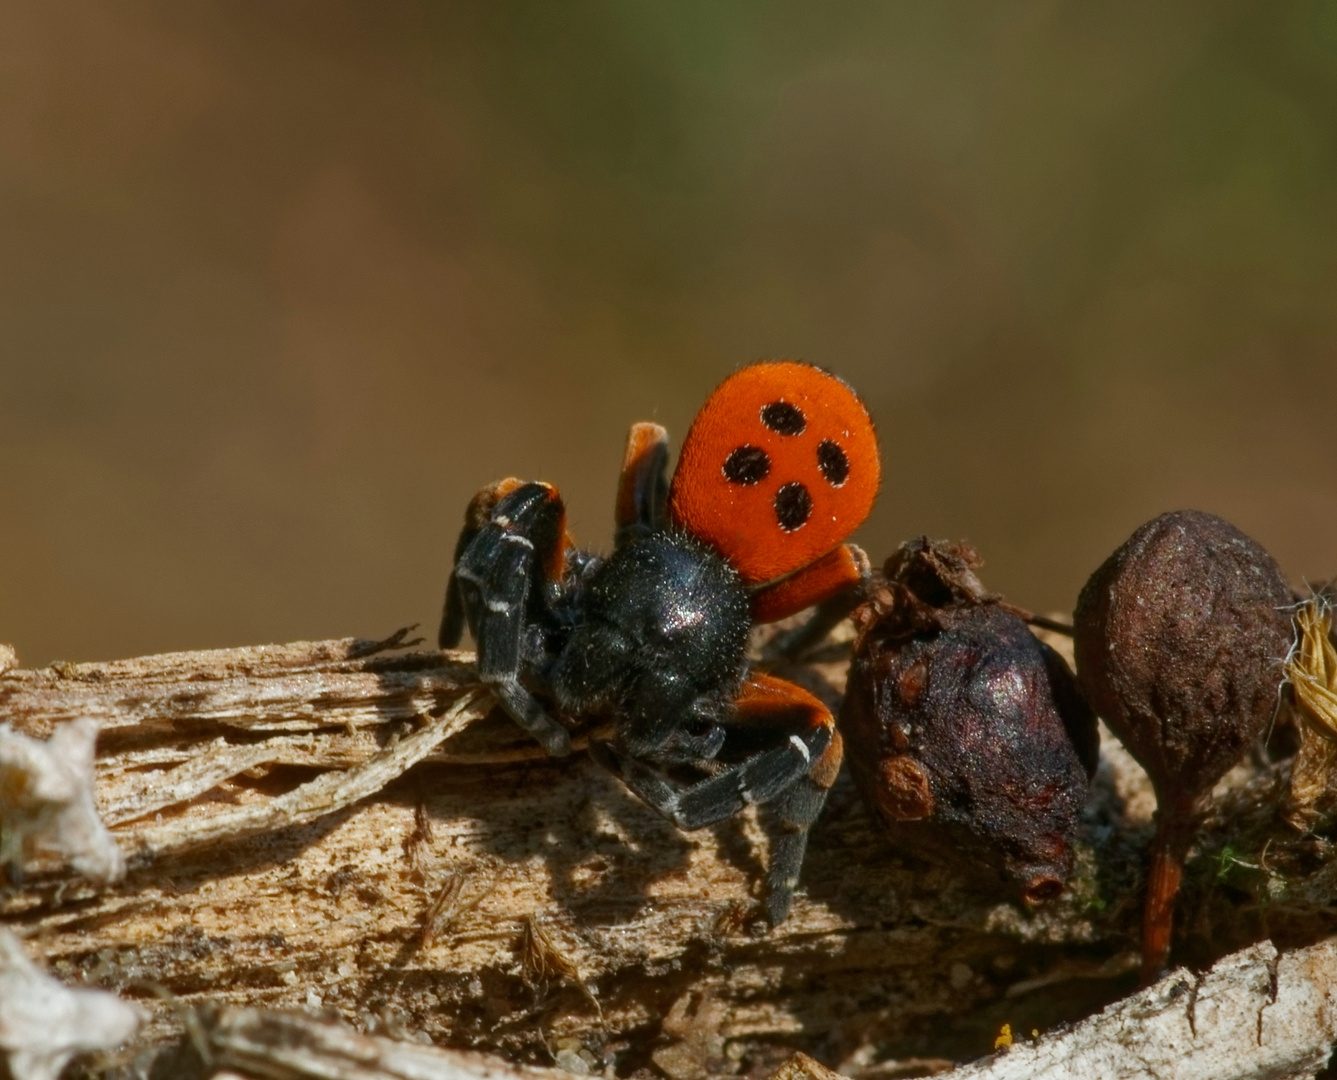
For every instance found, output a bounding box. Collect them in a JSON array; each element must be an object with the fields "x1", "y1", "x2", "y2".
[
  {"x1": 817, "y1": 439, "x2": 850, "y2": 486},
  {"x1": 774, "y1": 482, "x2": 813, "y2": 531},
  {"x1": 761, "y1": 401, "x2": 806, "y2": 435},
  {"x1": 723, "y1": 445, "x2": 770, "y2": 485}
]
